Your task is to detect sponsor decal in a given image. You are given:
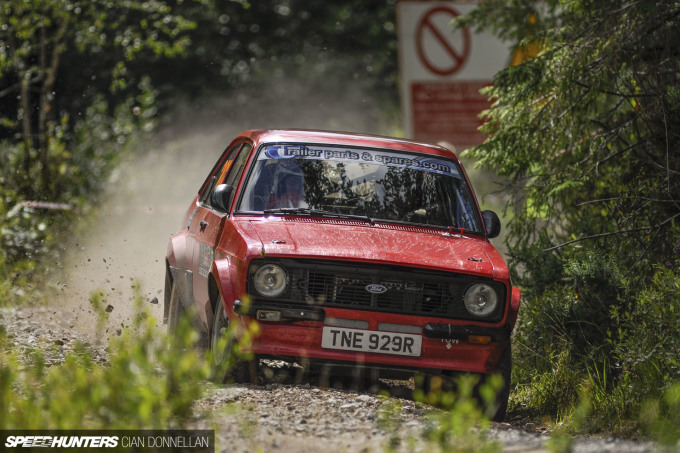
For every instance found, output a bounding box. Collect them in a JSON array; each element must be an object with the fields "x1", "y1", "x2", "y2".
[
  {"x1": 260, "y1": 145, "x2": 460, "y2": 177},
  {"x1": 365, "y1": 284, "x2": 388, "y2": 294},
  {"x1": 198, "y1": 242, "x2": 214, "y2": 278}
]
